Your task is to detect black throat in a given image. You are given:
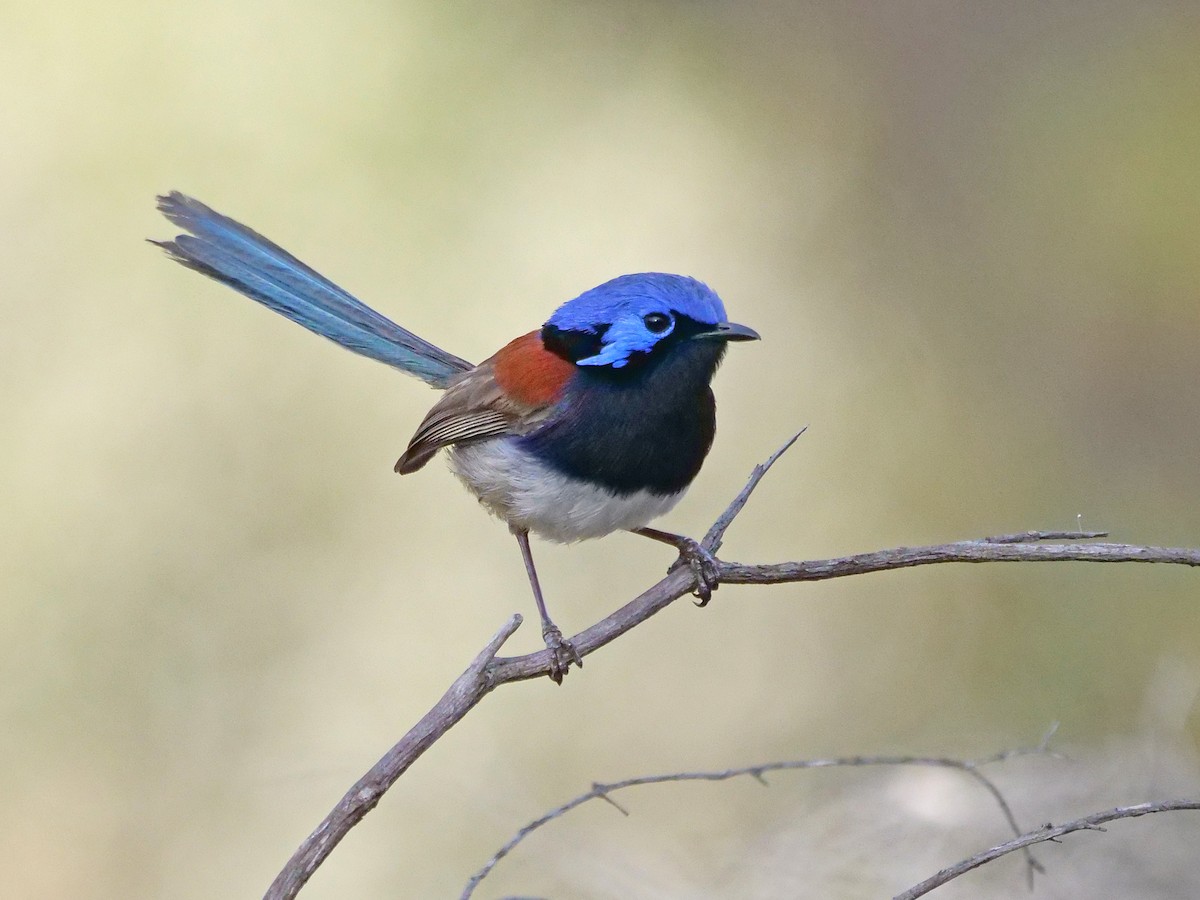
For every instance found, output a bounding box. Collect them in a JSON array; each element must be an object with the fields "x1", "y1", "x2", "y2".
[{"x1": 520, "y1": 337, "x2": 726, "y2": 496}]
